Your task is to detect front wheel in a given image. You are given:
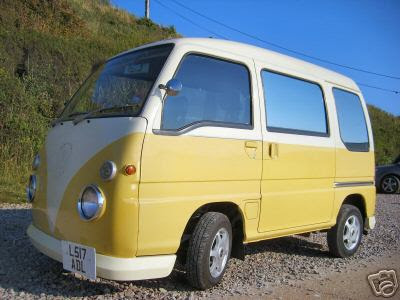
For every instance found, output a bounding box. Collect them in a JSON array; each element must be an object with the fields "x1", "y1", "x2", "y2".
[
  {"x1": 380, "y1": 175, "x2": 400, "y2": 194},
  {"x1": 186, "y1": 212, "x2": 232, "y2": 290},
  {"x1": 327, "y1": 204, "x2": 363, "y2": 258}
]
